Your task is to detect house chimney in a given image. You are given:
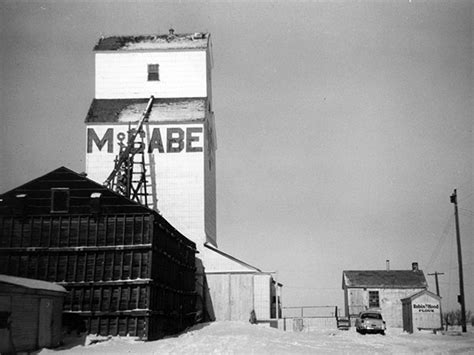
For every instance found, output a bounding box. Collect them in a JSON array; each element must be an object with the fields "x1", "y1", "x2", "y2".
[
  {"x1": 167, "y1": 28, "x2": 176, "y2": 42},
  {"x1": 412, "y1": 262, "x2": 419, "y2": 271},
  {"x1": 386, "y1": 260, "x2": 390, "y2": 271}
]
